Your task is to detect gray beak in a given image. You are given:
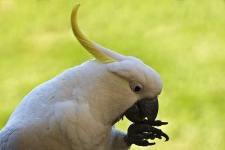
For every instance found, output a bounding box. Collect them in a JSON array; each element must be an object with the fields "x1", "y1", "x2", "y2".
[{"x1": 124, "y1": 97, "x2": 159, "y2": 123}]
